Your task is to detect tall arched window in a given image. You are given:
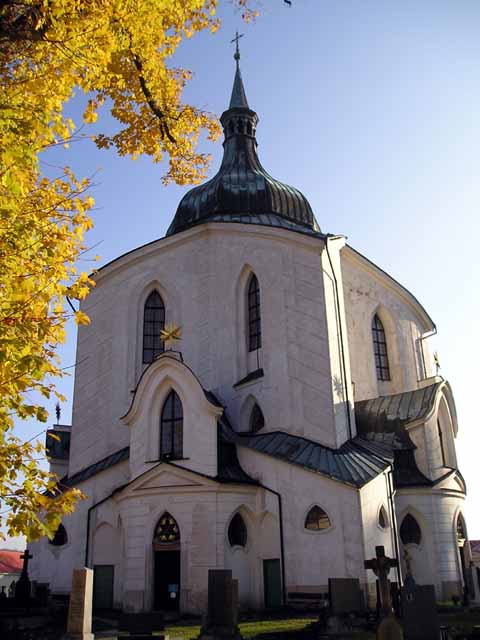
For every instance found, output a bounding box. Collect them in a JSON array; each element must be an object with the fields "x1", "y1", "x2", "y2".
[
  {"x1": 249, "y1": 403, "x2": 265, "y2": 433},
  {"x1": 400, "y1": 514, "x2": 421, "y2": 545},
  {"x1": 228, "y1": 513, "x2": 247, "y2": 547},
  {"x1": 305, "y1": 505, "x2": 331, "y2": 531},
  {"x1": 143, "y1": 291, "x2": 165, "y2": 364},
  {"x1": 247, "y1": 274, "x2": 262, "y2": 352},
  {"x1": 438, "y1": 420, "x2": 447, "y2": 466},
  {"x1": 372, "y1": 314, "x2": 390, "y2": 381},
  {"x1": 160, "y1": 390, "x2": 183, "y2": 459}
]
